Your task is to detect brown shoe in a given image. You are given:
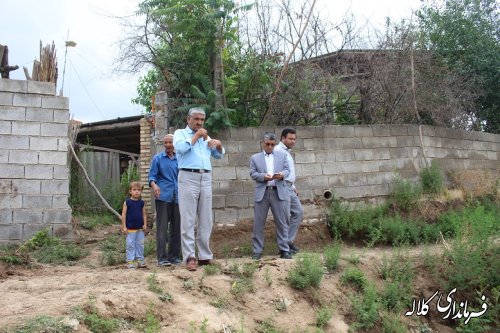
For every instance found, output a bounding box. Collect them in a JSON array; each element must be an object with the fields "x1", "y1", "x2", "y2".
[
  {"x1": 186, "y1": 257, "x2": 197, "y2": 271},
  {"x1": 198, "y1": 259, "x2": 214, "y2": 266}
]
